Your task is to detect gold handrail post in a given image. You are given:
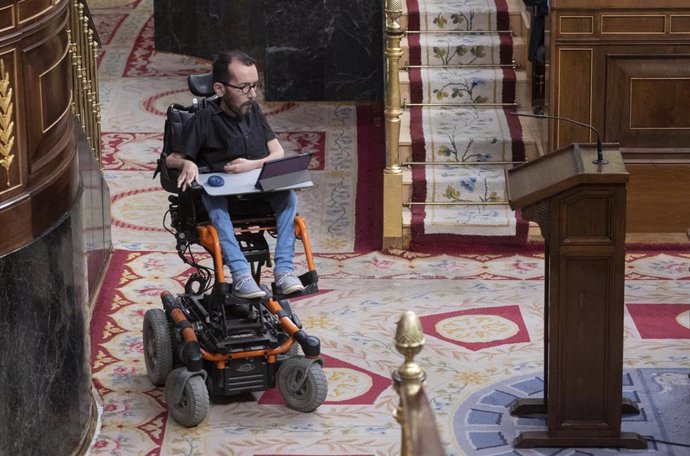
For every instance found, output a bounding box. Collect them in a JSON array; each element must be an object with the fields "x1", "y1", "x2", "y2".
[
  {"x1": 393, "y1": 310, "x2": 426, "y2": 456},
  {"x1": 383, "y1": 0, "x2": 405, "y2": 249}
]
